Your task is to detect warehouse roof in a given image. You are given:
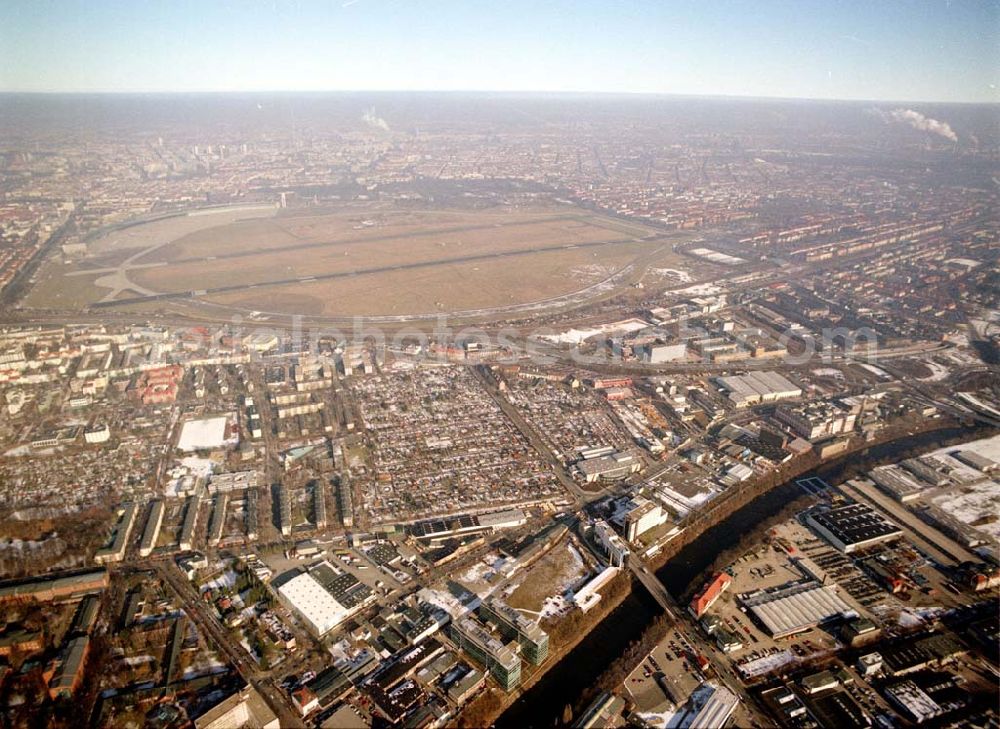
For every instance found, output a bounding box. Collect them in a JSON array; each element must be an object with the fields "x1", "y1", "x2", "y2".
[
  {"x1": 808, "y1": 502, "x2": 902, "y2": 548},
  {"x1": 743, "y1": 581, "x2": 854, "y2": 638}
]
